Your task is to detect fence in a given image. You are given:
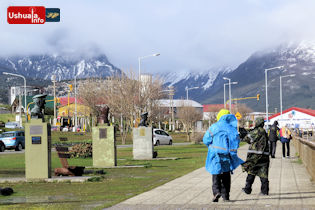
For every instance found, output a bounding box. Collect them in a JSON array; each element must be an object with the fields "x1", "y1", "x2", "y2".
[{"x1": 293, "y1": 135, "x2": 315, "y2": 182}]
